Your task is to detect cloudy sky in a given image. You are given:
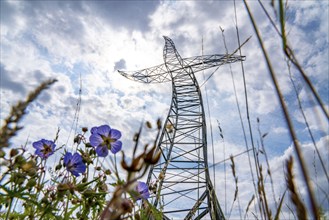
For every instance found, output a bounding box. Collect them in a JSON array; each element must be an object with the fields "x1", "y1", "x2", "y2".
[{"x1": 1, "y1": 0, "x2": 328, "y2": 219}]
